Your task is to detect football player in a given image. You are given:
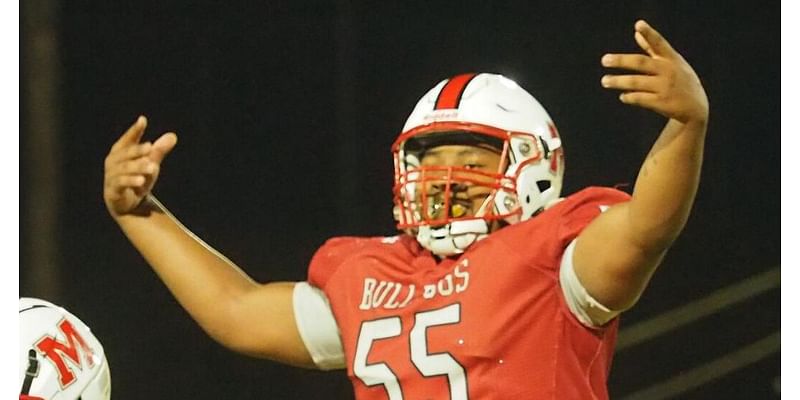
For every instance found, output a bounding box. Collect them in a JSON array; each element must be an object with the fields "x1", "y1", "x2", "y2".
[
  {"x1": 103, "y1": 20, "x2": 707, "y2": 399},
  {"x1": 19, "y1": 298, "x2": 111, "y2": 400}
]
